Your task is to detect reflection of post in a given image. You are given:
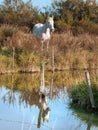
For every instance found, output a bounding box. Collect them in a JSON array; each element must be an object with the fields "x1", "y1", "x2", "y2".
[
  {"x1": 40, "y1": 63, "x2": 45, "y2": 92},
  {"x1": 37, "y1": 94, "x2": 51, "y2": 128},
  {"x1": 12, "y1": 47, "x2": 15, "y2": 74},
  {"x1": 85, "y1": 71, "x2": 95, "y2": 108},
  {"x1": 11, "y1": 74, "x2": 14, "y2": 103},
  {"x1": 51, "y1": 46, "x2": 55, "y2": 72},
  {"x1": 86, "y1": 114, "x2": 94, "y2": 130},
  {"x1": 37, "y1": 105, "x2": 43, "y2": 128},
  {"x1": 50, "y1": 72, "x2": 54, "y2": 99}
]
